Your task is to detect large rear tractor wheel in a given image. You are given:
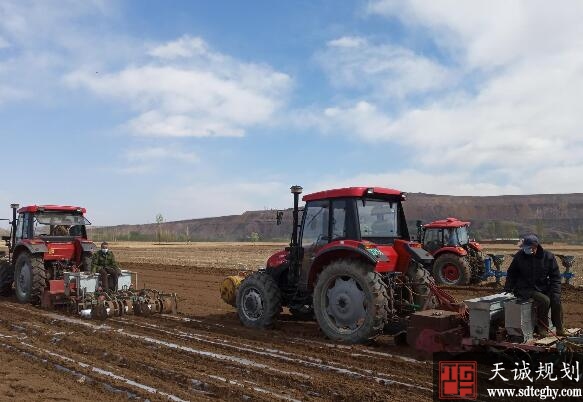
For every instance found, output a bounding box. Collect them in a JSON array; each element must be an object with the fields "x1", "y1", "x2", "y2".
[
  {"x1": 433, "y1": 254, "x2": 471, "y2": 286},
  {"x1": 407, "y1": 263, "x2": 438, "y2": 310},
  {"x1": 0, "y1": 260, "x2": 14, "y2": 296},
  {"x1": 236, "y1": 272, "x2": 282, "y2": 328},
  {"x1": 14, "y1": 253, "x2": 47, "y2": 305},
  {"x1": 313, "y1": 260, "x2": 388, "y2": 344}
]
